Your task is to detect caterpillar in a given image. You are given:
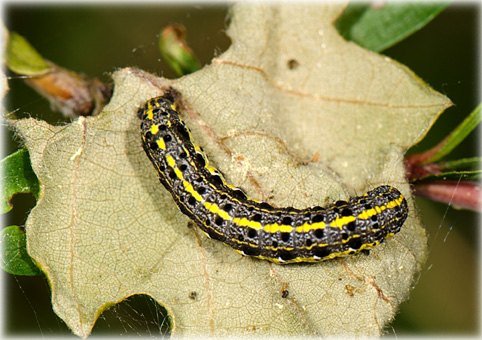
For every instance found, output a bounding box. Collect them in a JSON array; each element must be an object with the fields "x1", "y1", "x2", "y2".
[{"x1": 138, "y1": 93, "x2": 408, "y2": 264}]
